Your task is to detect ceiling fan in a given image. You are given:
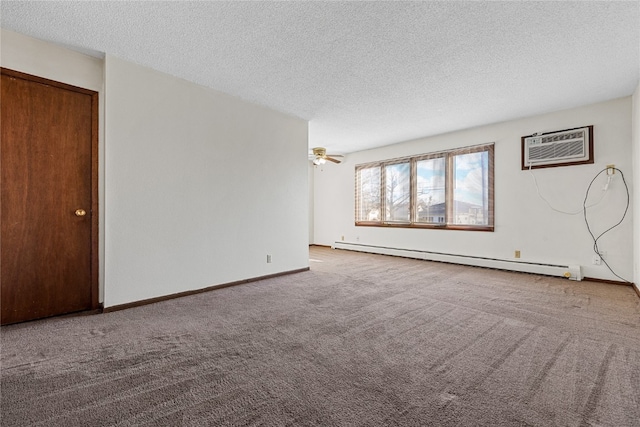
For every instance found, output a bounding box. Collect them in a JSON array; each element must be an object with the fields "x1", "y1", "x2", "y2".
[{"x1": 310, "y1": 147, "x2": 344, "y2": 165}]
